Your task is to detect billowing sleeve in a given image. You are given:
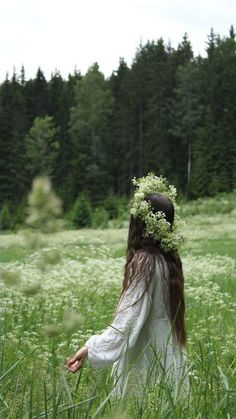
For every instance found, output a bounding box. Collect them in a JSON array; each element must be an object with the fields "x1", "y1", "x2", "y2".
[{"x1": 85, "y1": 251, "x2": 155, "y2": 368}]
